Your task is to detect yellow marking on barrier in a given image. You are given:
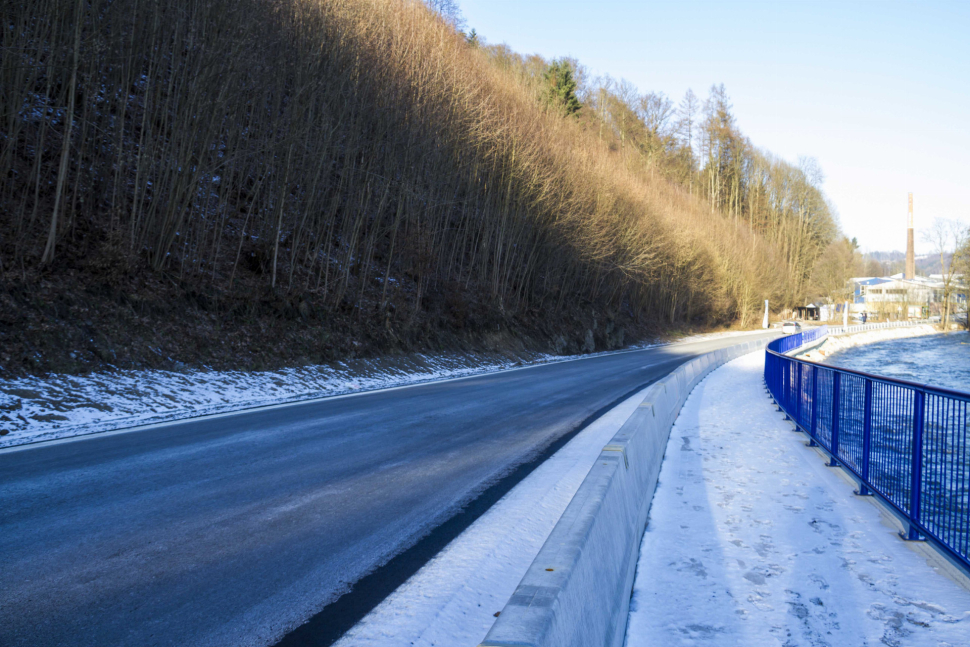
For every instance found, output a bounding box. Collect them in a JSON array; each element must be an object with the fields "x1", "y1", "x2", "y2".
[{"x1": 603, "y1": 445, "x2": 630, "y2": 469}]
